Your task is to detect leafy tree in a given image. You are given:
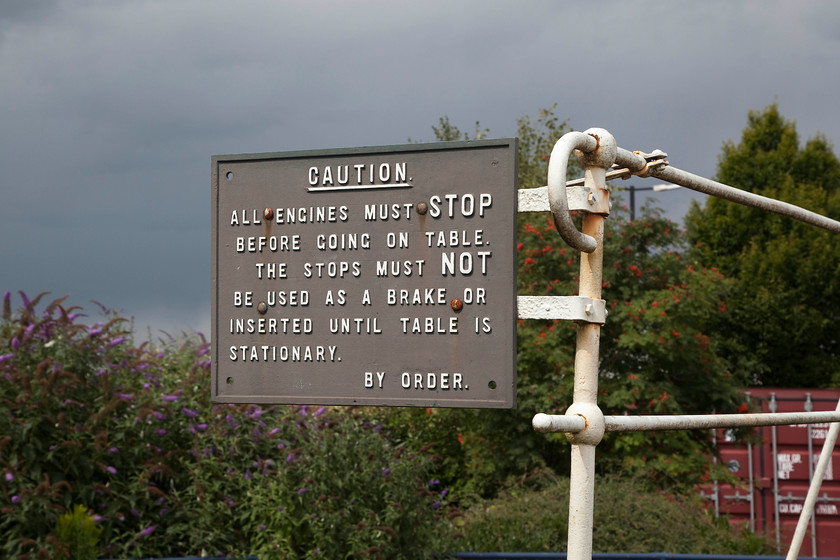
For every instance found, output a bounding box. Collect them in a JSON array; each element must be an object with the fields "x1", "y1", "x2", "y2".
[
  {"x1": 685, "y1": 104, "x2": 840, "y2": 387},
  {"x1": 387, "y1": 107, "x2": 745, "y2": 495}
]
